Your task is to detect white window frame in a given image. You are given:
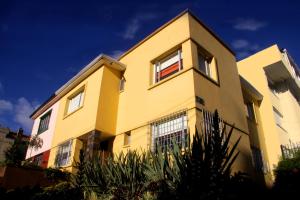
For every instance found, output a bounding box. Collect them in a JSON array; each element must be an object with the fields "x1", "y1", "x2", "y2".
[
  {"x1": 55, "y1": 140, "x2": 72, "y2": 167},
  {"x1": 273, "y1": 107, "x2": 284, "y2": 128},
  {"x1": 119, "y1": 77, "x2": 125, "y2": 92},
  {"x1": 245, "y1": 102, "x2": 256, "y2": 121},
  {"x1": 37, "y1": 110, "x2": 52, "y2": 134},
  {"x1": 151, "y1": 112, "x2": 188, "y2": 151},
  {"x1": 198, "y1": 52, "x2": 212, "y2": 77},
  {"x1": 67, "y1": 90, "x2": 84, "y2": 114},
  {"x1": 123, "y1": 131, "x2": 131, "y2": 146},
  {"x1": 153, "y1": 49, "x2": 183, "y2": 83}
]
